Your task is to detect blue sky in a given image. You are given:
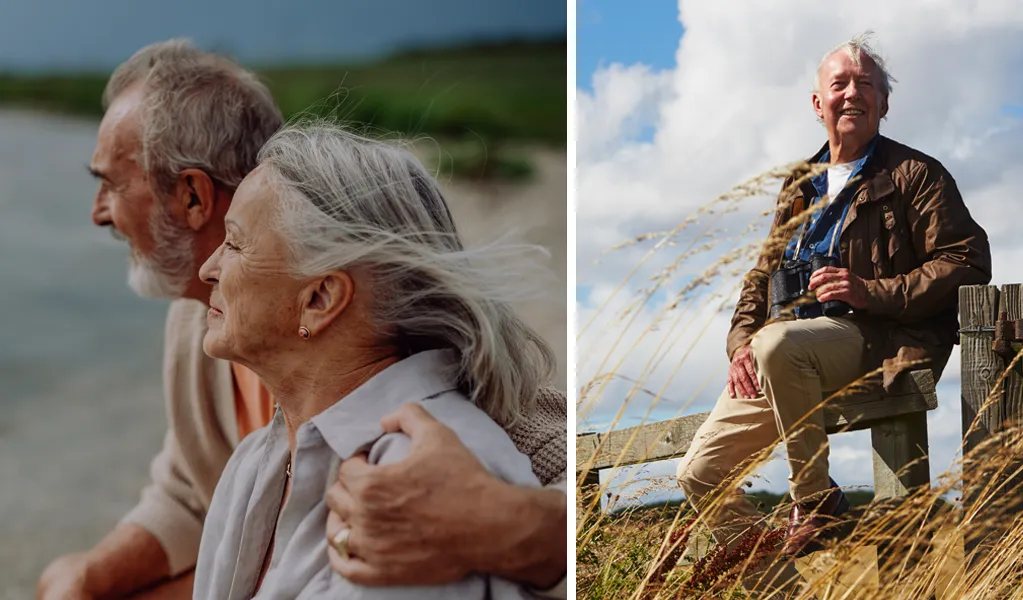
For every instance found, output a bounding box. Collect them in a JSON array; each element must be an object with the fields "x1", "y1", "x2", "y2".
[{"x1": 576, "y1": 0, "x2": 680, "y2": 92}]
